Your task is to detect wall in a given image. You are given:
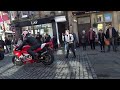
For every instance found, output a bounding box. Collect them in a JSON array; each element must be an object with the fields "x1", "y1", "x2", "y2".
[
  {"x1": 113, "y1": 11, "x2": 119, "y2": 30},
  {"x1": 68, "y1": 11, "x2": 79, "y2": 42}
]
